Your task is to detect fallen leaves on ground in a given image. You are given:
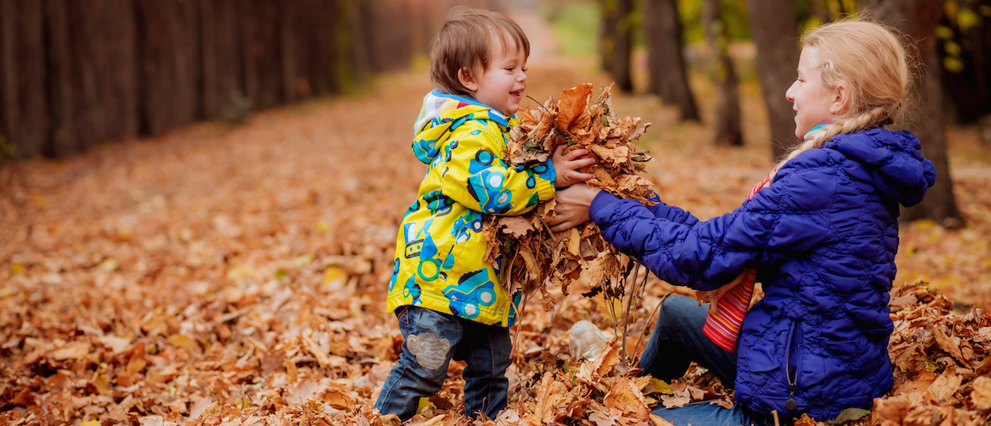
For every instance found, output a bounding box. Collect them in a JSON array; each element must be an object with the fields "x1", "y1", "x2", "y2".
[{"x1": 1, "y1": 20, "x2": 990, "y2": 426}]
